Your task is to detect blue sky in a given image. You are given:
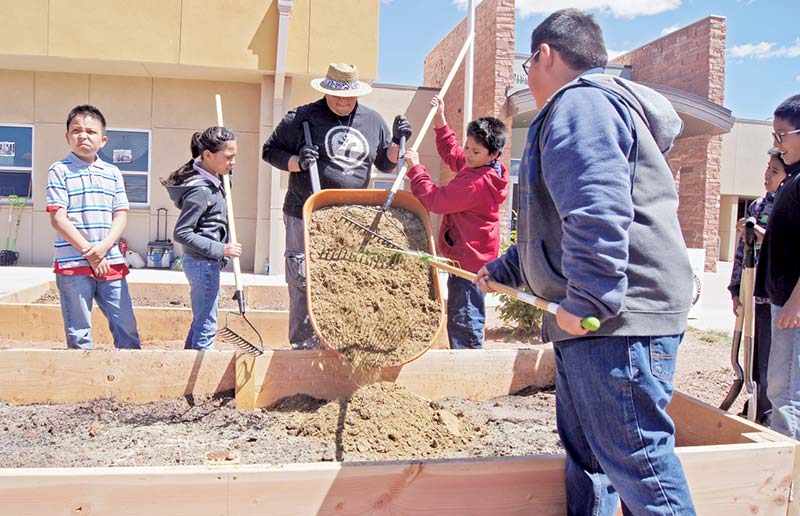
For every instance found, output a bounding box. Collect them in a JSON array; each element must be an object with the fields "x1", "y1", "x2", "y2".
[{"x1": 377, "y1": 0, "x2": 799, "y2": 120}]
